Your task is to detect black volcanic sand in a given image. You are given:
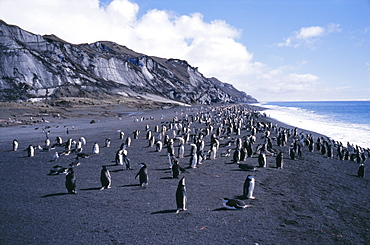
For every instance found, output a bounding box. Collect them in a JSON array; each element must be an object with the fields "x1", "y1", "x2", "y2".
[{"x1": 0, "y1": 104, "x2": 369, "y2": 245}]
